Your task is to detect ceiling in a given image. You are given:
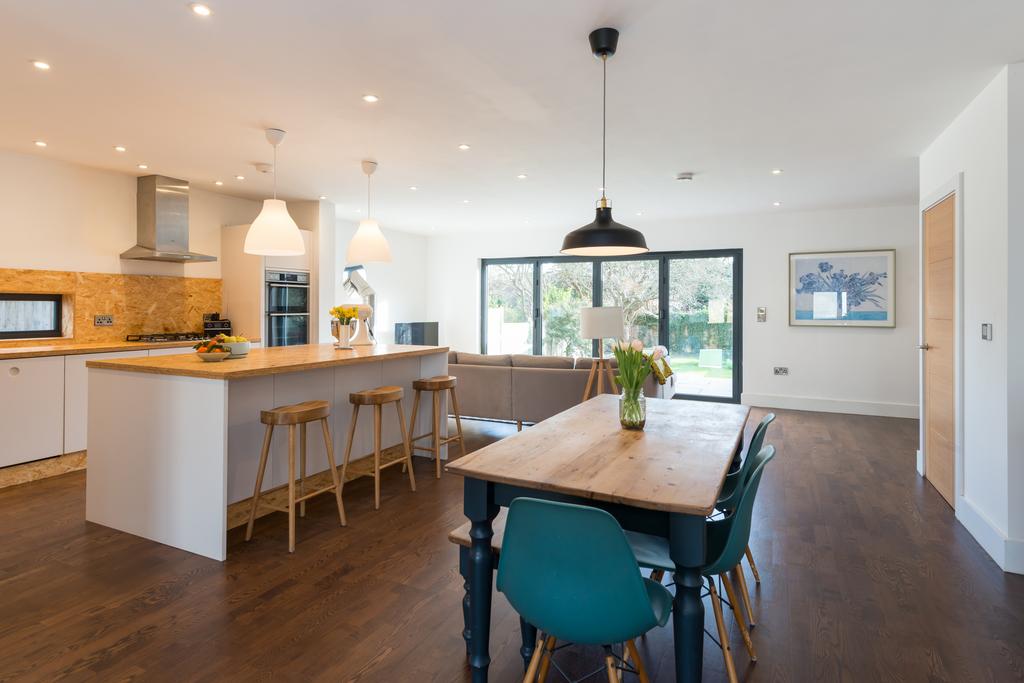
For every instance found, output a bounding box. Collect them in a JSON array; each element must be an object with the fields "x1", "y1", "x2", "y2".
[{"x1": 2, "y1": 0, "x2": 1022, "y2": 234}]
